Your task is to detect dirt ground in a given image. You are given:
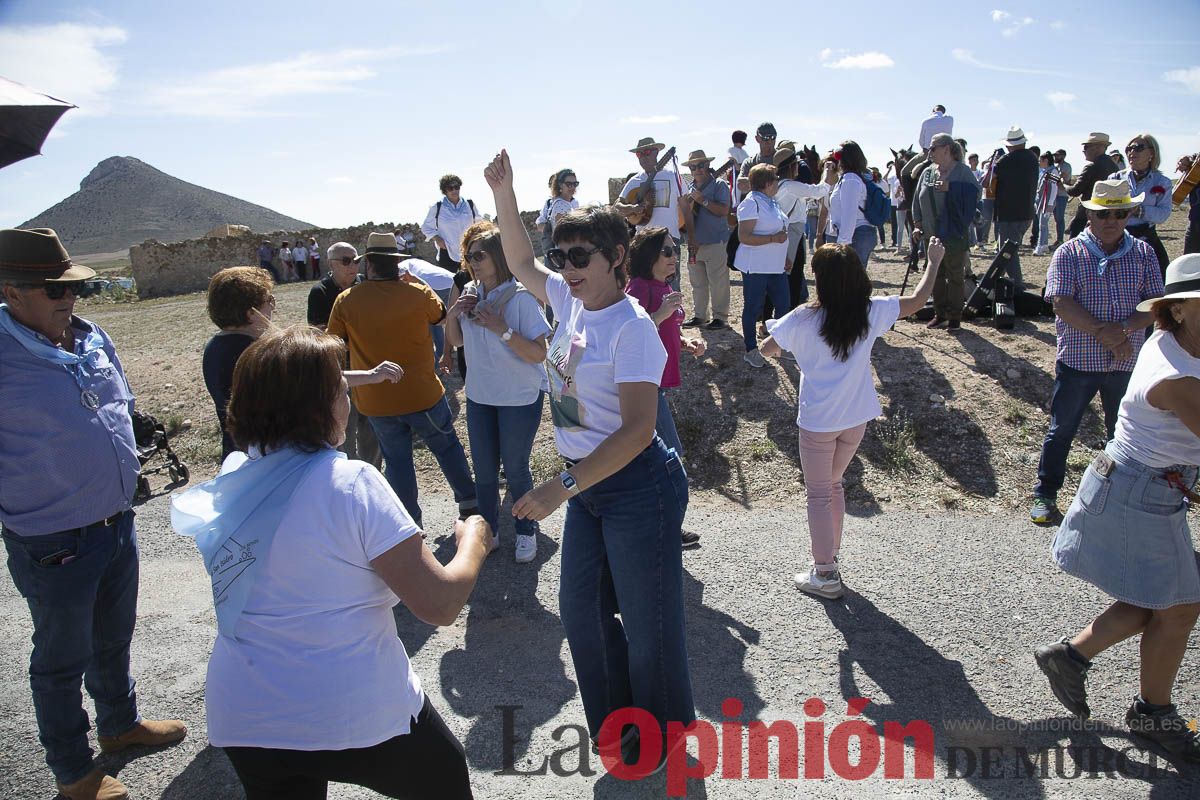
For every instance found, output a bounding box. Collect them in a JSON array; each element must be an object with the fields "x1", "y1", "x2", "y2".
[{"x1": 80, "y1": 202, "x2": 1192, "y2": 516}]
